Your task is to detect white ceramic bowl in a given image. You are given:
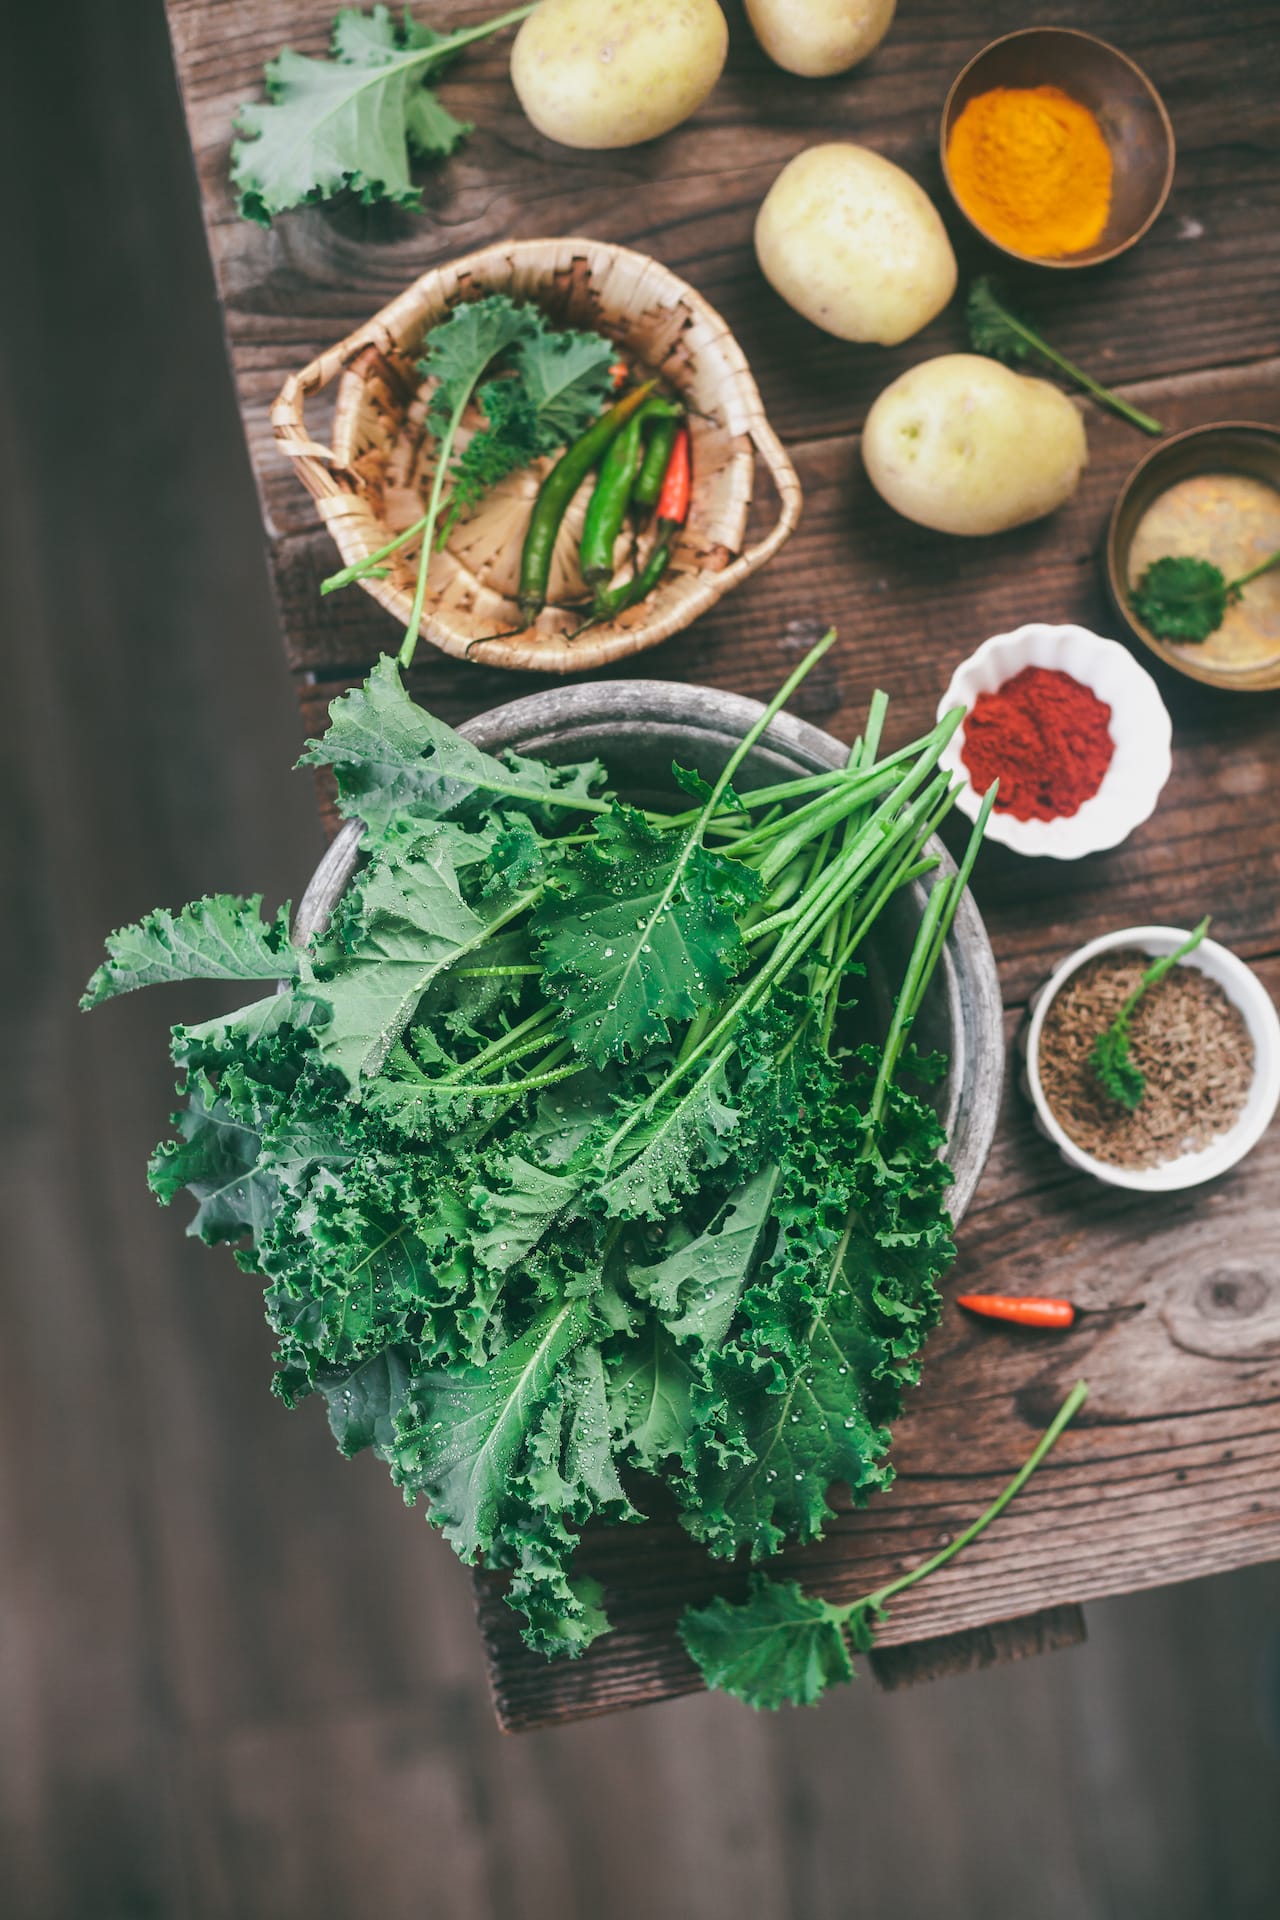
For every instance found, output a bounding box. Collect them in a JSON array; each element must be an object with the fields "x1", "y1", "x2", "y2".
[
  {"x1": 937, "y1": 623, "x2": 1173, "y2": 858},
  {"x1": 1022, "y1": 926, "x2": 1280, "y2": 1191}
]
